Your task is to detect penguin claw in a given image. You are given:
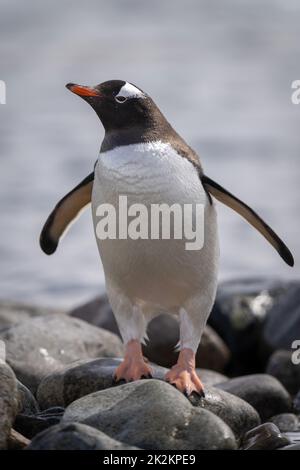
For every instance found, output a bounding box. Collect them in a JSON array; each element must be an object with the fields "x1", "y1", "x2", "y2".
[
  {"x1": 165, "y1": 366, "x2": 205, "y2": 397},
  {"x1": 113, "y1": 358, "x2": 153, "y2": 384}
]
